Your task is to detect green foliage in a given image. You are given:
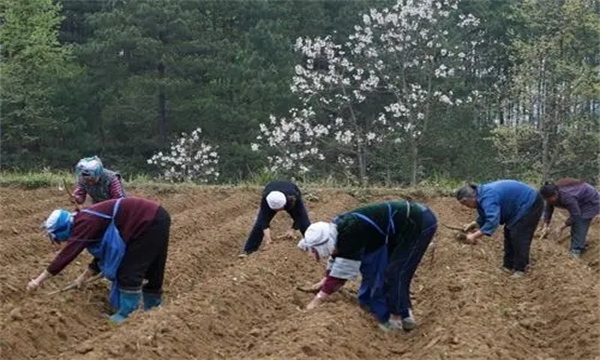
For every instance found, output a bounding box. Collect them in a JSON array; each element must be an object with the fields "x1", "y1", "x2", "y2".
[
  {"x1": 490, "y1": 125, "x2": 543, "y2": 177},
  {"x1": 0, "y1": 170, "x2": 460, "y2": 198},
  {"x1": 490, "y1": 118, "x2": 600, "y2": 184},
  {"x1": 0, "y1": 0, "x2": 76, "y2": 168},
  {"x1": 491, "y1": 0, "x2": 600, "y2": 182},
  {"x1": 0, "y1": 0, "x2": 597, "y2": 185}
]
